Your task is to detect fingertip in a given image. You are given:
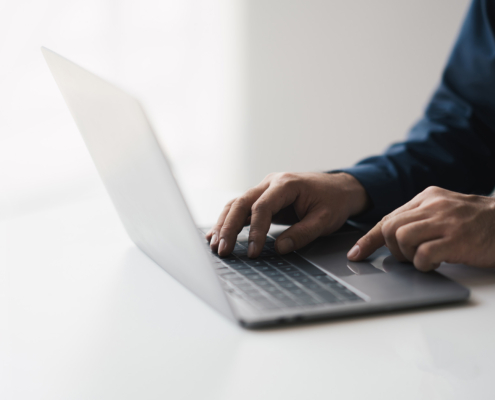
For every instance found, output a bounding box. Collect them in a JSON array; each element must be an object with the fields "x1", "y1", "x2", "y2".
[
  {"x1": 276, "y1": 237, "x2": 294, "y2": 254},
  {"x1": 247, "y1": 241, "x2": 257, "y2": 258},
  {"x1": 352, "y1": 226, "x2": 385, "y2": 260},
  {"x1": 218, "y1": 238, "x2": 227, "y2": 256},
  {"x1": 347, "y1": 244, "x2": 360, "y2": 260},
  {"x1": 416, "y1": 262, "x2": 440, "y2": 272}
]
